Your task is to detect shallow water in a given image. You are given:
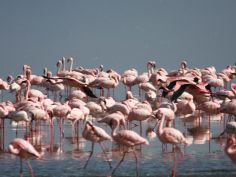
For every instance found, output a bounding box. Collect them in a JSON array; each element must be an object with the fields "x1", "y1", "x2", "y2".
[
  {"x1": 1, "y1": 112, "x2": 236, "y2": 177},
  {"x1": 0, "y1": 88, "x2": 235, "y2": 176}
]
